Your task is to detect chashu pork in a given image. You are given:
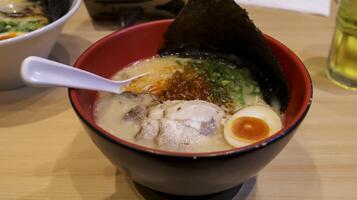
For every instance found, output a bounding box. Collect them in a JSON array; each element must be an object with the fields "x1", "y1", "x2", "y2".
[{"x1": 134, "y1": 100, "x2": 225, "y2": 152}]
